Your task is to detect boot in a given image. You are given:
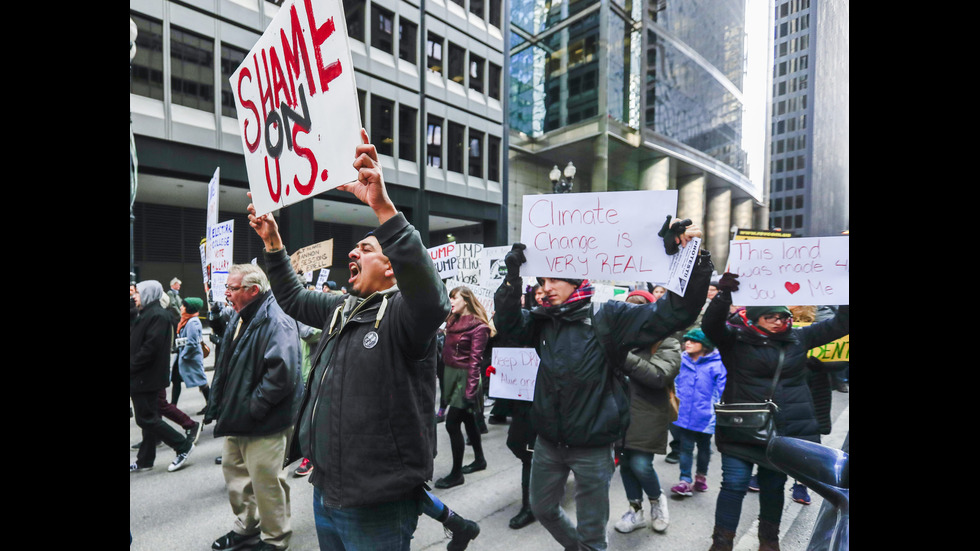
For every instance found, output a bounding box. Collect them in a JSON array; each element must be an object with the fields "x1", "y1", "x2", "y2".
[
  {"x1": 758, "y1": 519, "x2": 781, "y2": 551},
  {"x1": 707, "y1": 525, "x2": 736, "y2": 551},
  {"x1": 444, "y1": 511, "x2": 480, "y2": 551},
  {"x1": 509, "y1": 483, "x2": 536, "y2": 529}
]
